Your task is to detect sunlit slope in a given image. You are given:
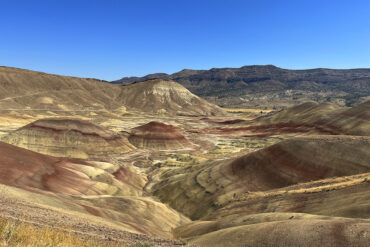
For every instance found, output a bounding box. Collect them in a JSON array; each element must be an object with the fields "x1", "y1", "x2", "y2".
[{"x1": 178, "y1": 217, "x2": 370, "y2": 247}]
